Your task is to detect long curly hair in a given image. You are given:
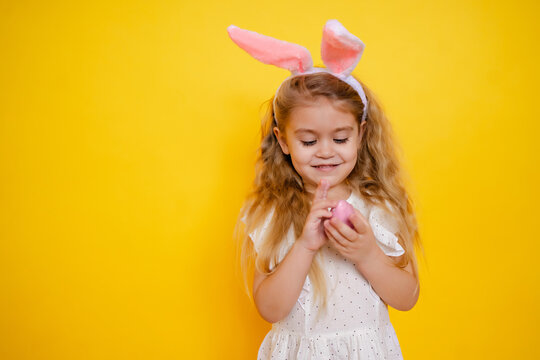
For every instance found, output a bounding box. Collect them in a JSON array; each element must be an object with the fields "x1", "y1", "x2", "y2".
[{"x1": 233, "y1": 71, "x2": 424, "y2": 316}]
